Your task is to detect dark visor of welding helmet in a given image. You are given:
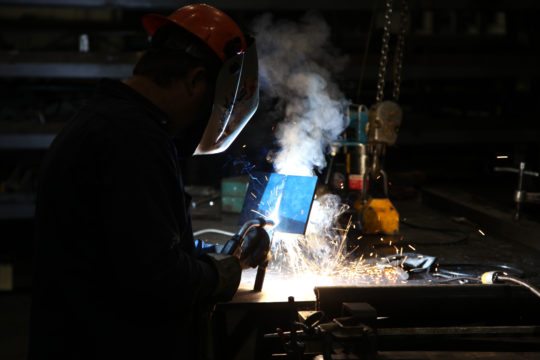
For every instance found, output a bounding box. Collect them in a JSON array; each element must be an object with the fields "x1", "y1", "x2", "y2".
[{"x1": 194, "y1": 39, "x2": 259, "y2": 155}]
